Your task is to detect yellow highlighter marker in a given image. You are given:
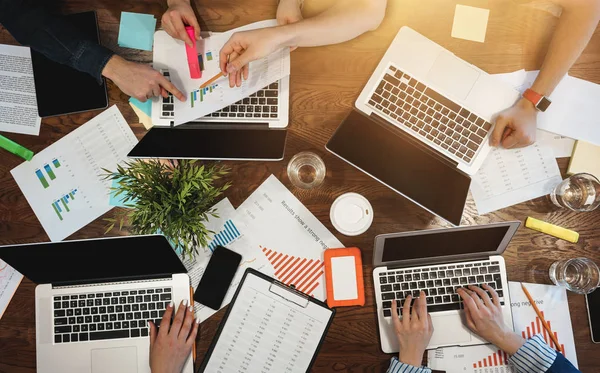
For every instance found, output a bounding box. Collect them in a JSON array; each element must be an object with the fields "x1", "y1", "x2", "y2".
[{"x1": 525, "y1": 217, "x2": 579, "y2": 243}]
